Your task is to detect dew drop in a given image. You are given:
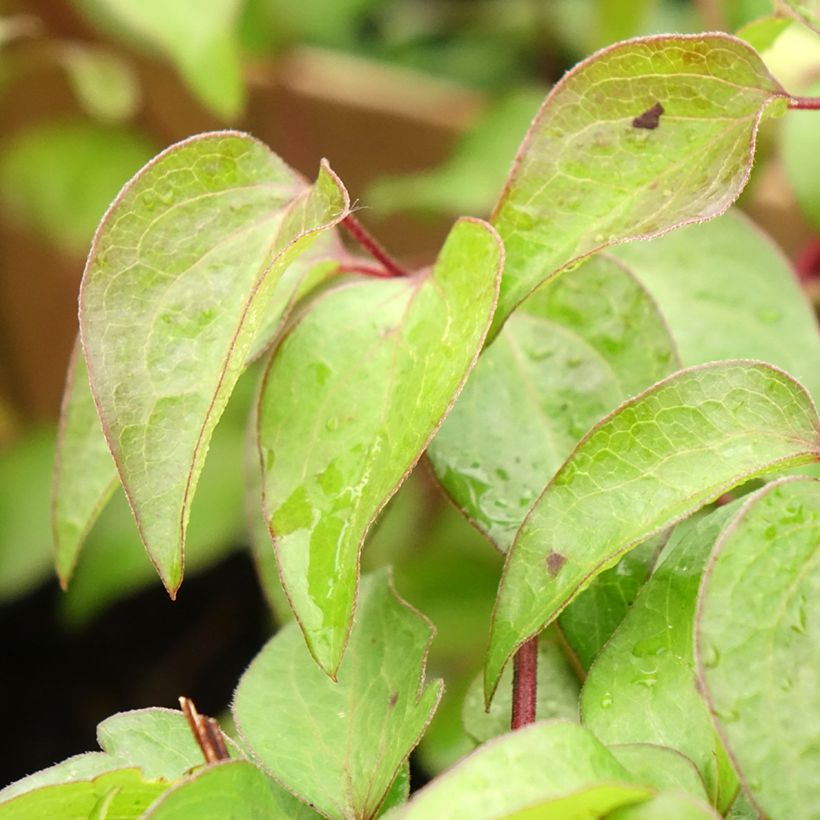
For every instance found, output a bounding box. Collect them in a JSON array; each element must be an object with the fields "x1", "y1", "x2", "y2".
[
  {"x1": 716, "y1": 706, "x2": 739, "y2": 723},
  {"x1": 700, "y1": 642, "x2": 720, "y2": 669},
  {"x1": 325, "y1": 416, "x2": 339, "y2": 432},
  {"x1": 756, "y1": 307, "x2": 781, "y2": 324},
  {"x1": 600, "y1": 692, "x2": 614, "y2": 709}
]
